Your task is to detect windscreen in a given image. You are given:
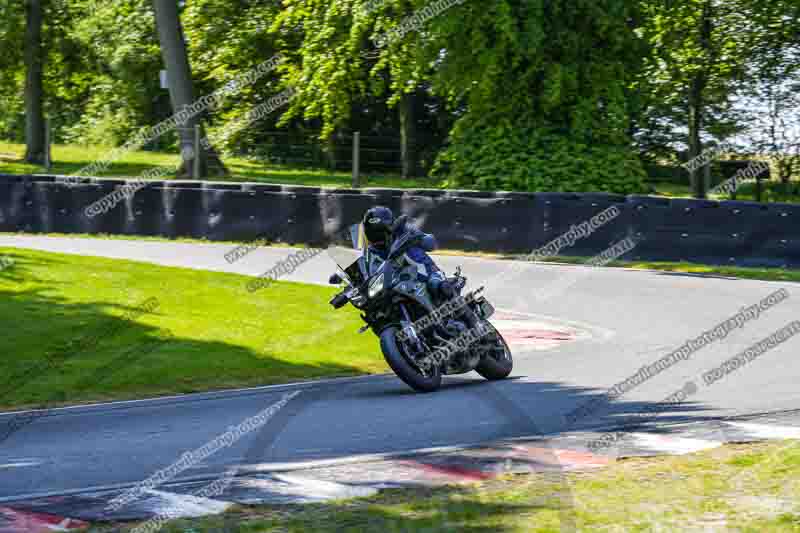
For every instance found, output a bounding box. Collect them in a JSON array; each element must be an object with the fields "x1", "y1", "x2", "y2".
[{"x1": 344, "y1": 258, "x2": 366, "y2": 287}]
